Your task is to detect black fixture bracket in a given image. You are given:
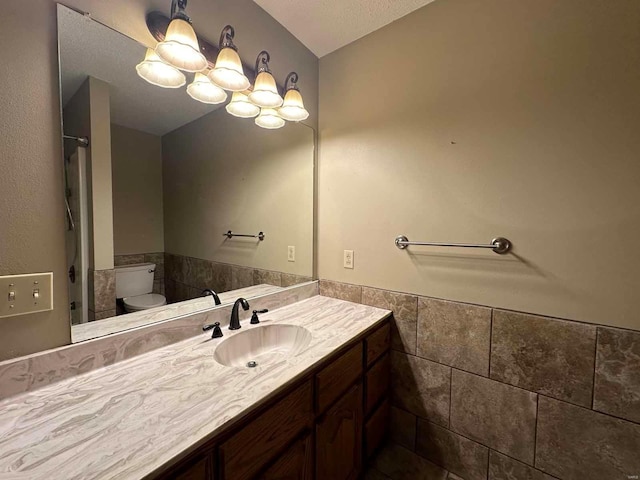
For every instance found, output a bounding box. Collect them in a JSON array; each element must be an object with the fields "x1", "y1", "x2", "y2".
[
  {"x1": 255, "y1": 50, "x2": 272, "y2": 75},
  {"x1": 170, "y1": 0, "x2": 190, "y2": 22},
  {"x1": 219, "y1": 25, "x2": 238, "y2": 51},
  {"x1": 284, "y1": 72, "x2": 299, "y2": 91}
]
